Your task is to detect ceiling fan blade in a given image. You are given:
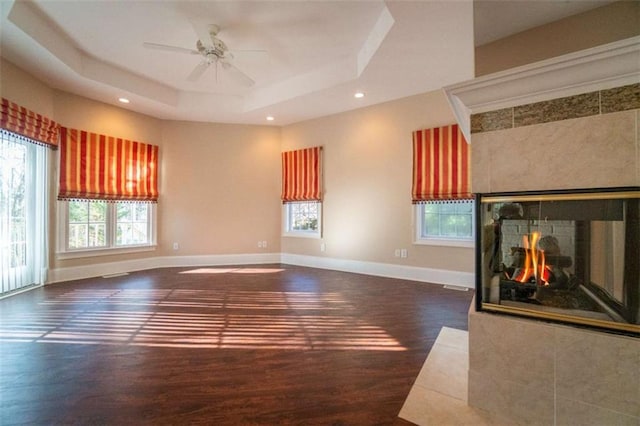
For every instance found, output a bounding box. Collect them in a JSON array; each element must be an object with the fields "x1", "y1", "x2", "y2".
[
  {"x1": 189, "y1": 19, "x2": 215, "y2": 49},
  {"x1": 187, "y1": 61, "x2": 210, "y2": 82},
  {"x1": 221, "y1": 59, "x2": 255, "y2": 87},
  {"x1": 229, "y1": 49, "x2": 268, "y2": 55},
  {"x1": 143, "y1": 42, "x2": 199, "y2": 55}
]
